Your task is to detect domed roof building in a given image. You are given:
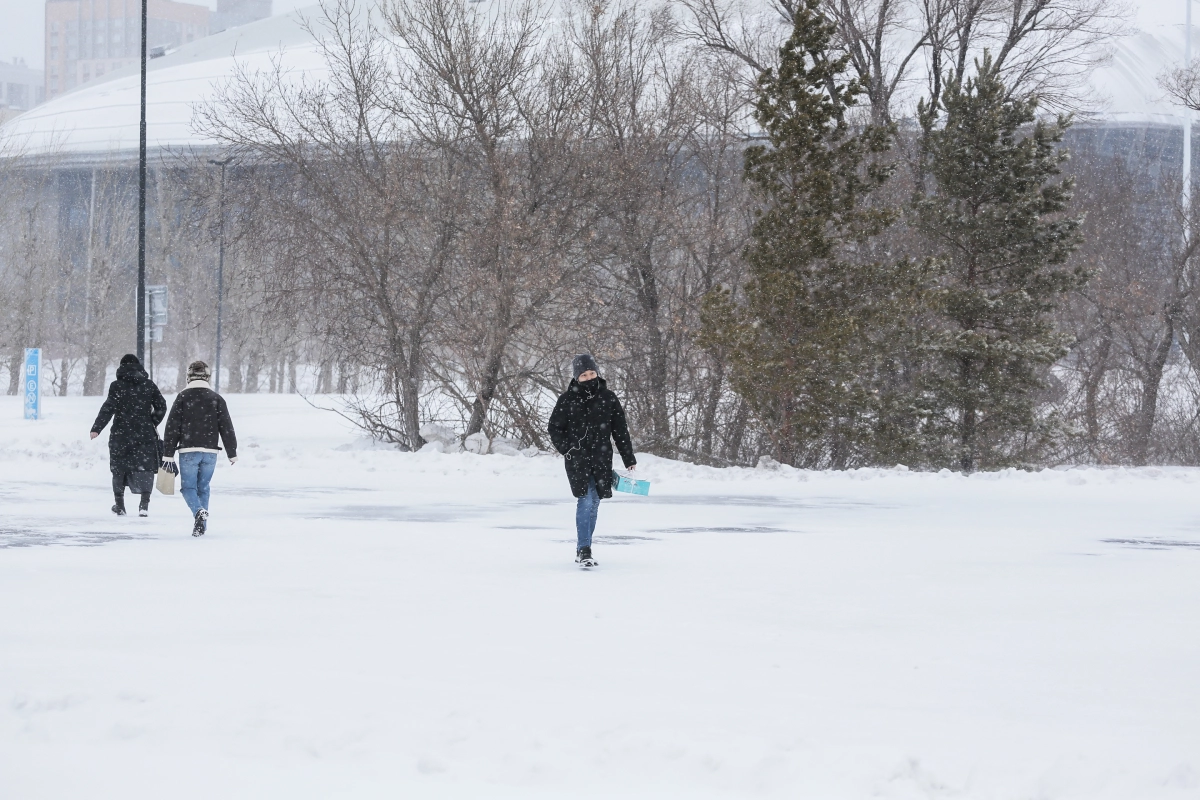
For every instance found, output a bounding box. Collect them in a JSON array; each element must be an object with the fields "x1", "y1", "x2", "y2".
[{"x1": 2, "y1": 6, "x2": 324, "y2": 163}]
